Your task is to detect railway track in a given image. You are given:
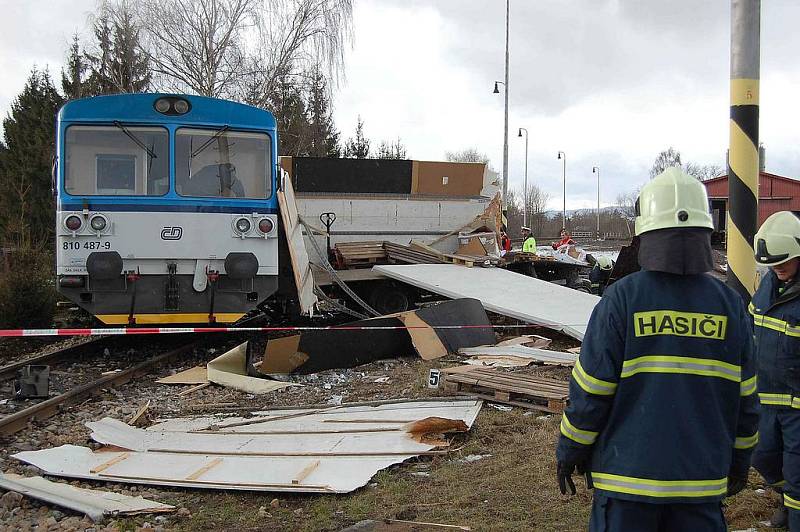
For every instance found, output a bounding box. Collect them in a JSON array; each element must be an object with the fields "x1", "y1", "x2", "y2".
[
  {"x1": 0, "y1": 339, "x2": 200, "y2": 438},
  {"x1": 0, "y1": 337, "x2": 111, "y2": 382}
]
